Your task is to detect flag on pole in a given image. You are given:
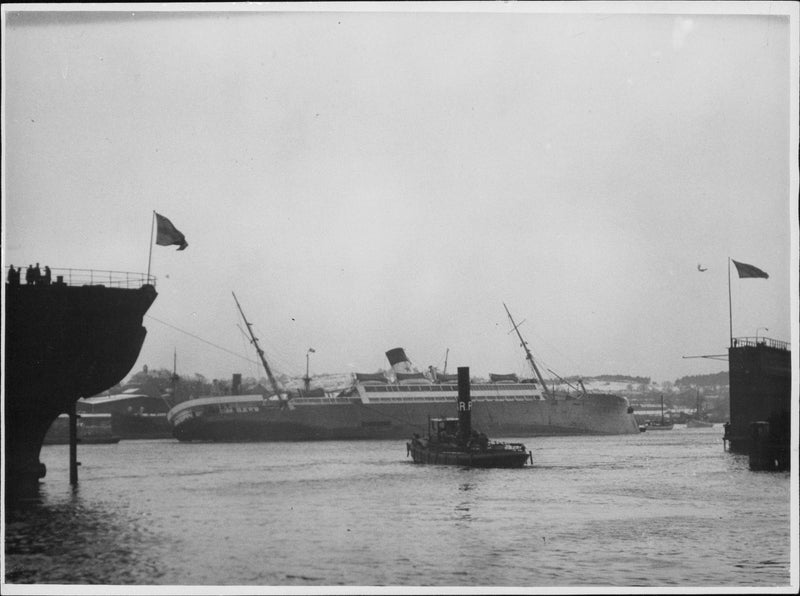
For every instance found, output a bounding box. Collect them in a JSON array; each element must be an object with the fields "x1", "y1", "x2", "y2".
[
  {"x1": 155, "y1": 212, "x2": 188, "y2": 251},
  {"x1": 731, "y1": 259, "x2": 769, "y2": 279}
]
